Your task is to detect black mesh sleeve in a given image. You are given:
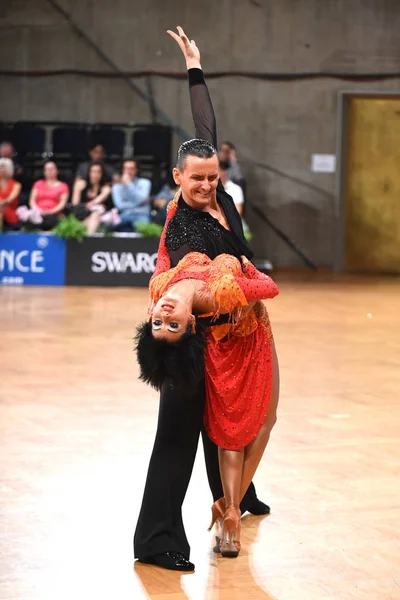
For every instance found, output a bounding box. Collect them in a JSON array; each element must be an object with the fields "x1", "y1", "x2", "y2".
[
  {"x1": 188, "y1": 68, "x2": 217, "y2": 147},
  {"x1": 169, "y1": 243, "x2": 194, "y2": 267}
]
